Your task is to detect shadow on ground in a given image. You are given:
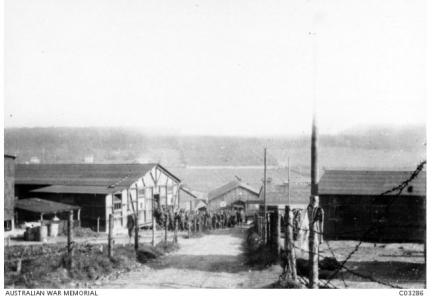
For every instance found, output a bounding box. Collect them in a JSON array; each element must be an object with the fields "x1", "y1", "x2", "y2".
[
  {"x1": 148, "y1": 254, "x2": 250, "y2": 273},
  {"x1": 342, "y1": 261, "x2": 425, "y2": 283},
  {"x1": 147, "y1": 227, "x2": 251, "y2": 274}
]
